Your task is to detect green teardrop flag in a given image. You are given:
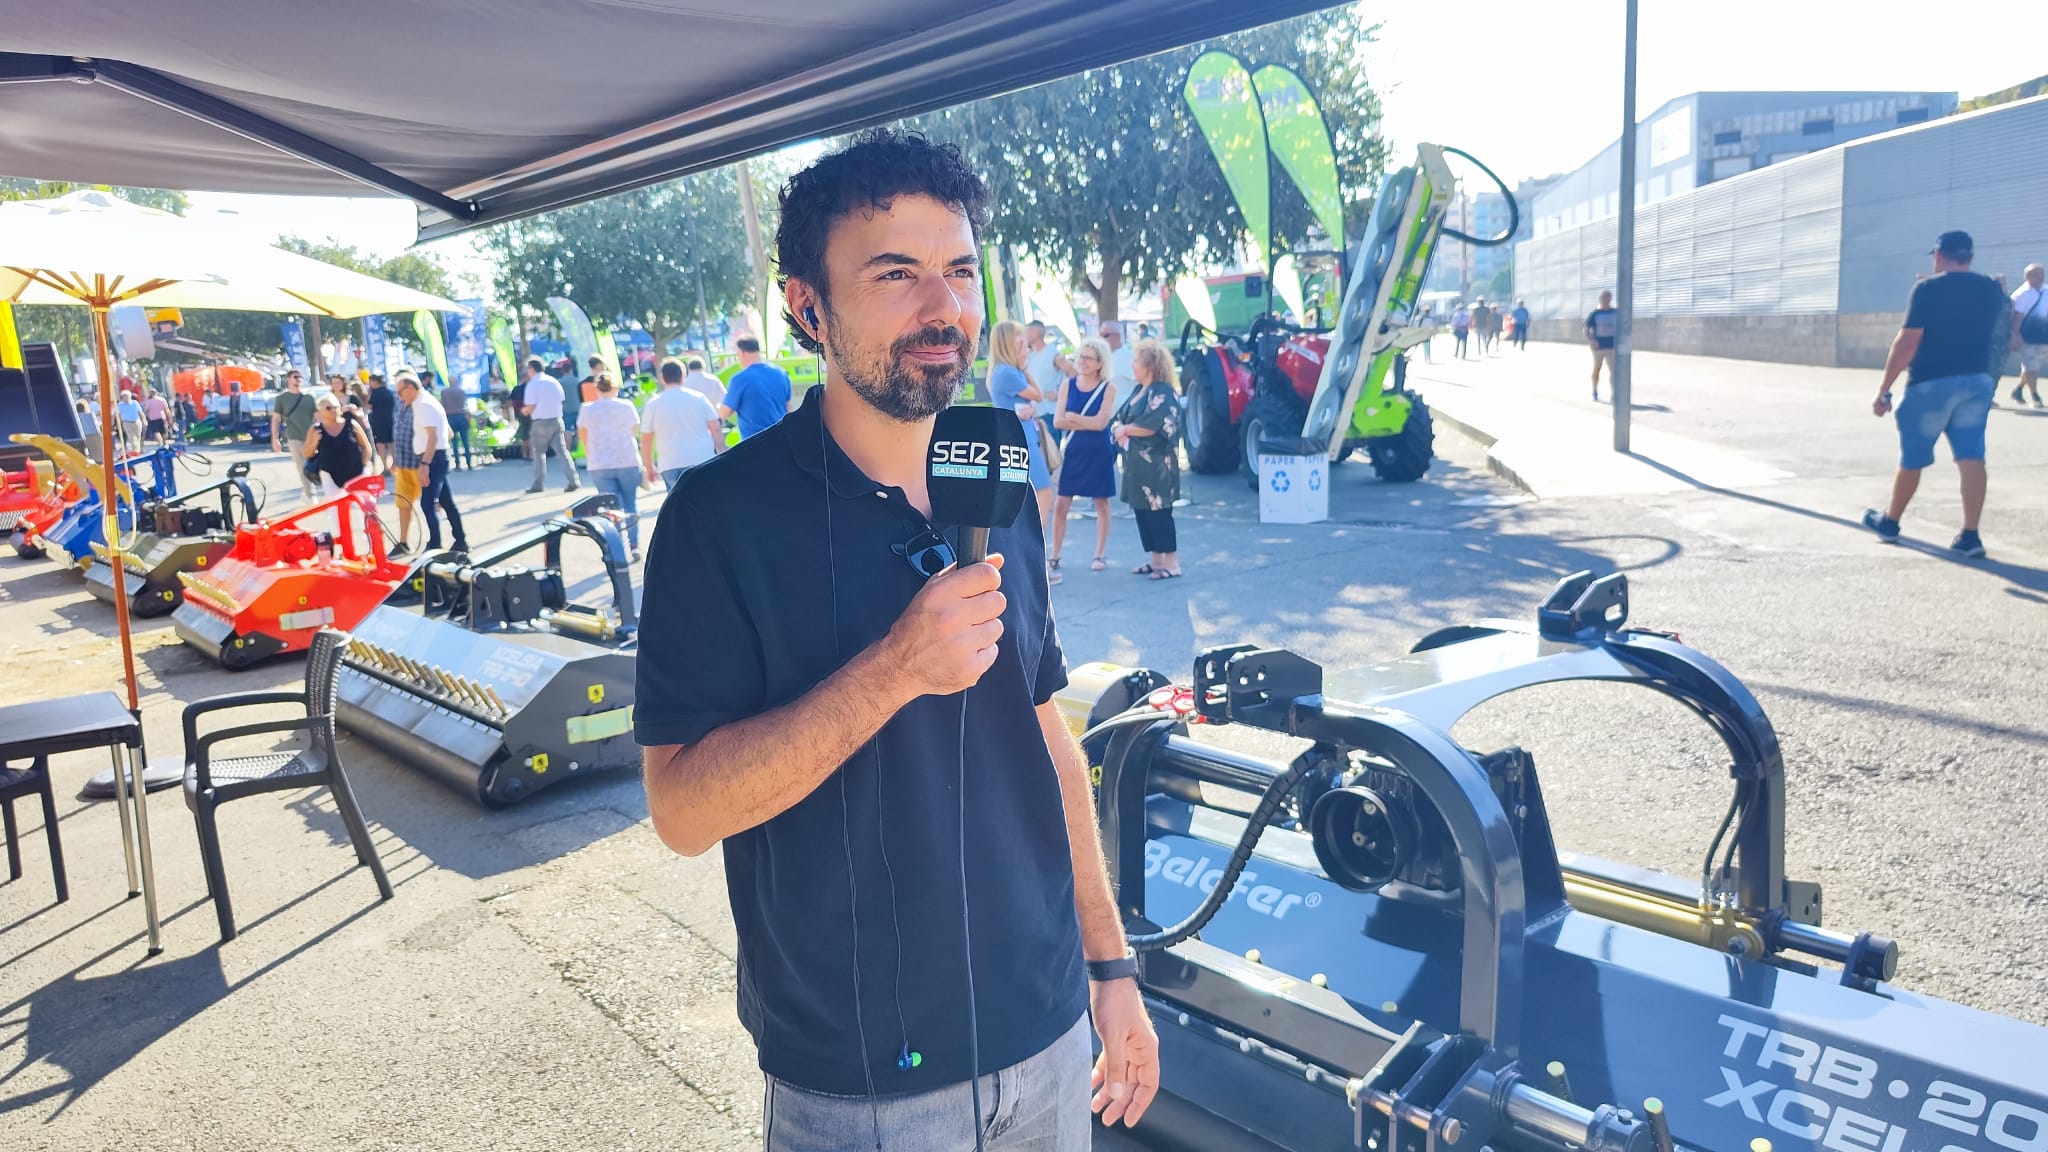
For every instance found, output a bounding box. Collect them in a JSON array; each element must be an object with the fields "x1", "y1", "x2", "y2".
[
  {"x1": 594, "y1": 326, "x2": 623, "y2": 383},
  {"x1": 411, "y1": 310, "x2": 449, "y2": 383},
  {"x1": 1184, "y1": 51, "x2": 1270, "y2": 272},
  {"x1": 488, "y1": 315, "x2": 518, "y2": 391},
  {"x1": 1252, "y1": 64, "x2": 1345, "y2": 248}
]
